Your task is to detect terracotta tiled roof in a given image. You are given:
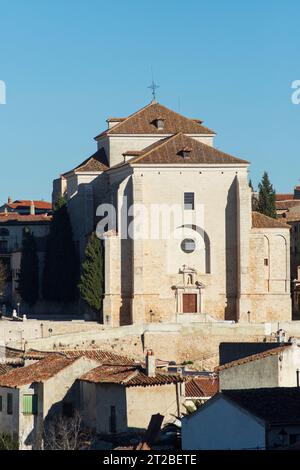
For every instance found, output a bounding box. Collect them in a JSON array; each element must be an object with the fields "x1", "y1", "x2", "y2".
[
  {"x1": 23, "y1": 349, "x2": 135, "y2": 365},
  {"x1": 216, "y1": 344, "x2": 291, "y2": 372},
  {"x1": 276, "y1": 194, "x2": 294, "y2": 202},
  {"x1": 185, "y1": 376, "x2": 219, "y2": 398},
  {"x1": 0, "y1": 346, "x2": 24, "y2": 365},
  {"x1": 95, "y1": 102, "x2": 215, "y2": 138},
  {"x1": 0, "y1": 213, "x2": 52, "y2": 224},
  {"x1": 276, "y1": 200, "x2": 300, "y2": 210},
  {"x1": 64, "y1": 148, "x2": 109, "y2": 175},
  {"x1": 80, "y1": 365, "x2": 184, "y2": 387},
  {"x1": 0, "y1": 355, "x2": 79, "y2": 388},
  {"x1": 223, "y1": 387, "x2": 300, "y2": 425},
  {"x1": 110, "y1": 133, "x2": 248, "y2": 169},
  {"x1": 252, "y1": 211, "x2": 291, "y2": 229},
  {"x1": 0, "y1": 364, "x2": 14, "y2": 375},
  {"x1": 6, "y1": 200, "x2": 52, "y2": 211}
]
